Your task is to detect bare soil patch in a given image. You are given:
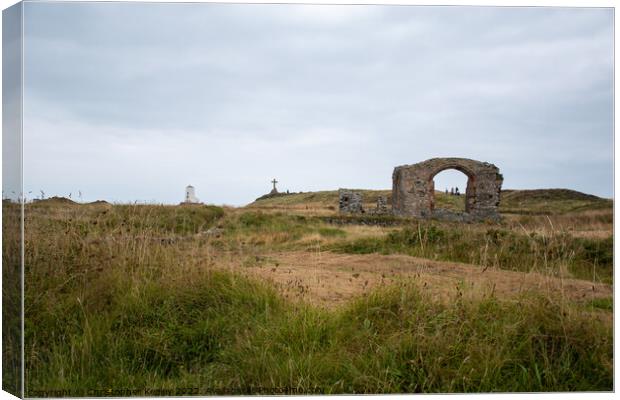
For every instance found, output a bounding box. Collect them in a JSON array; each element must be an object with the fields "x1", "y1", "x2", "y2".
[{"x1": 228, "y1": 251, "x2": 611, "y2": 308}]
